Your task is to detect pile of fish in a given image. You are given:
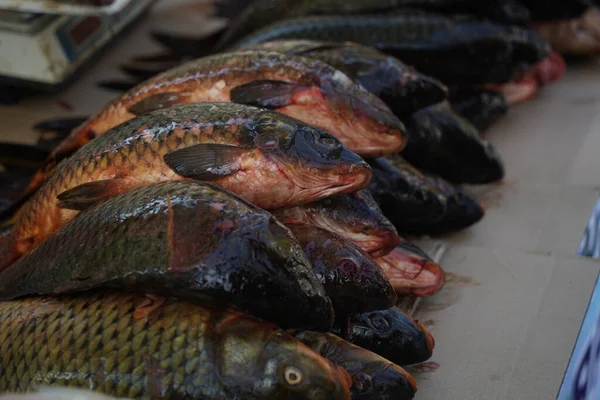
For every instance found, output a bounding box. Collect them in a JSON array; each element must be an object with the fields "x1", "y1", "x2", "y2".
[{"x1": 0, "y1": 0, "x2": 597, "y2": 399}]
